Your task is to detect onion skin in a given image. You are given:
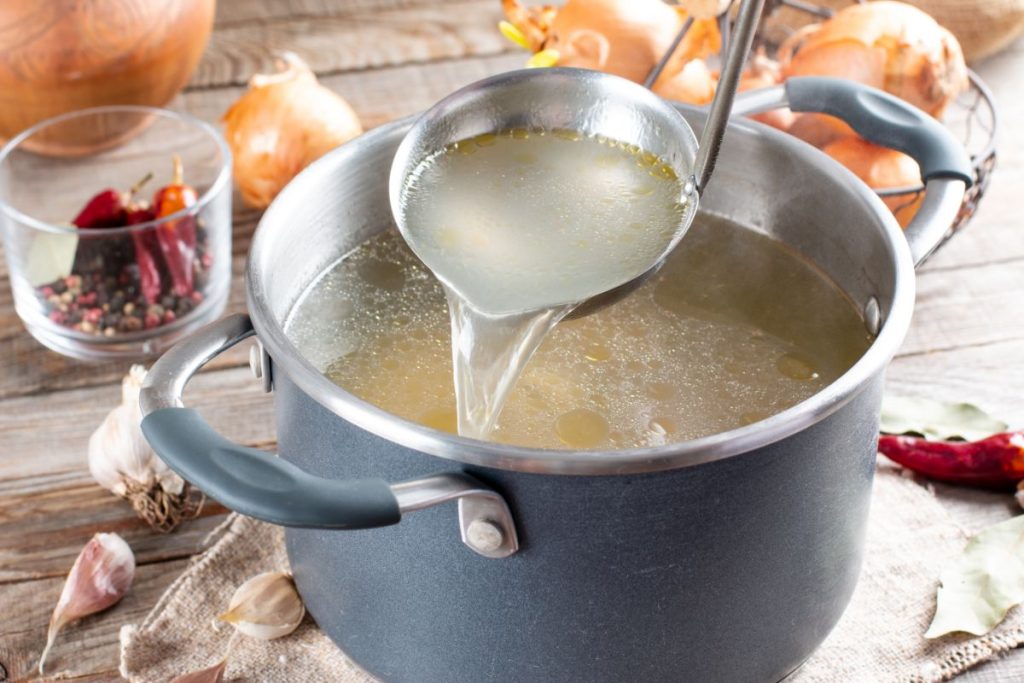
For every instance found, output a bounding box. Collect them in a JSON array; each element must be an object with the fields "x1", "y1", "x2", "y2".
[
  {"x1": 503, "y1": 0, "x2": 719, "y2": 84},
  {"x1": 779, "y1": 1, "x2": 968, "y2": 118},
  {"x1": 0, "y1": 0, "x2": 214, "y2": 156},
  {"x1": 653, "y1": 59, "x2": 717, "y2": 105},
  {"x1": 823, "y1": 136, "x2": 923, "y2": 227},
  {"x1": 223, "y1": 54, "x2": 363, "y2": 209}
]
